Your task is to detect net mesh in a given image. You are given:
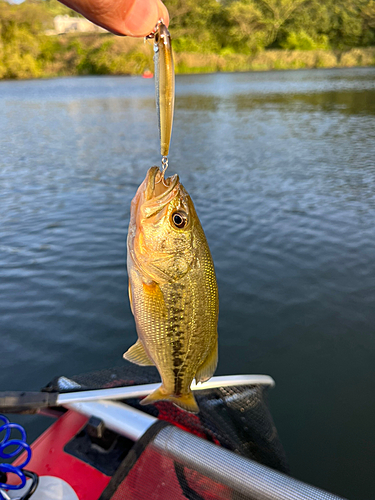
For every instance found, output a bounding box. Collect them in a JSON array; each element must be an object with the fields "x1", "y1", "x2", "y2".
[
  {"x1": 41, "y1": 365, "x2": 350, "y2": 500},
  {"x1": 99, "y1": 424, "x2": 346, "y2": 500},
  {"x1": 45, "y1": 362, "x2": 288, "y2": 475},
  {"x1": 108, "y1": 443, "x2": 236, "y2": 500}
]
